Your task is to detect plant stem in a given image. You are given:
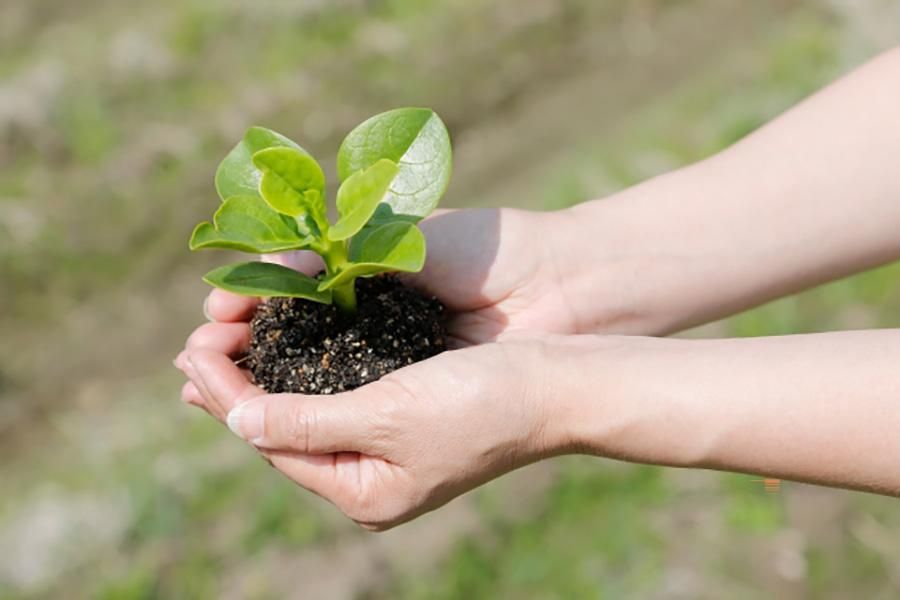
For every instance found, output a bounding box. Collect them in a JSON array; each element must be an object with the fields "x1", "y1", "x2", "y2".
[
  {"x1": 331, "y1": 281, "x2": 357, "y2": 314},
  {"x1": 321, "y1": 239, "x2": 348, "y2": 273},
  {"x1": 321, "y1": 239, "x2": 357, "y2": 314}
]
